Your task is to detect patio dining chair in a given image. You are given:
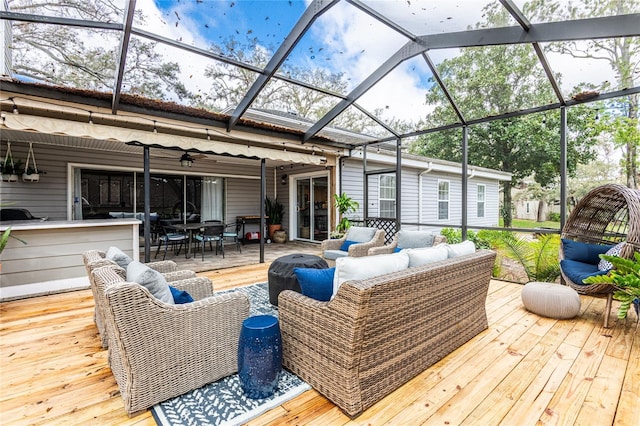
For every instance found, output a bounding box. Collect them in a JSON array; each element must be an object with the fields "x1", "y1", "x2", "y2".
[
  {"x1": 194, "y1": 223, "x2": 225, "y2": 260},
  {"x1": 155, "y1": 226, "x2": 188, "y2": 260},
  {"x1": 223, "y1": 221, "x2": 242, "y2": 253}
]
